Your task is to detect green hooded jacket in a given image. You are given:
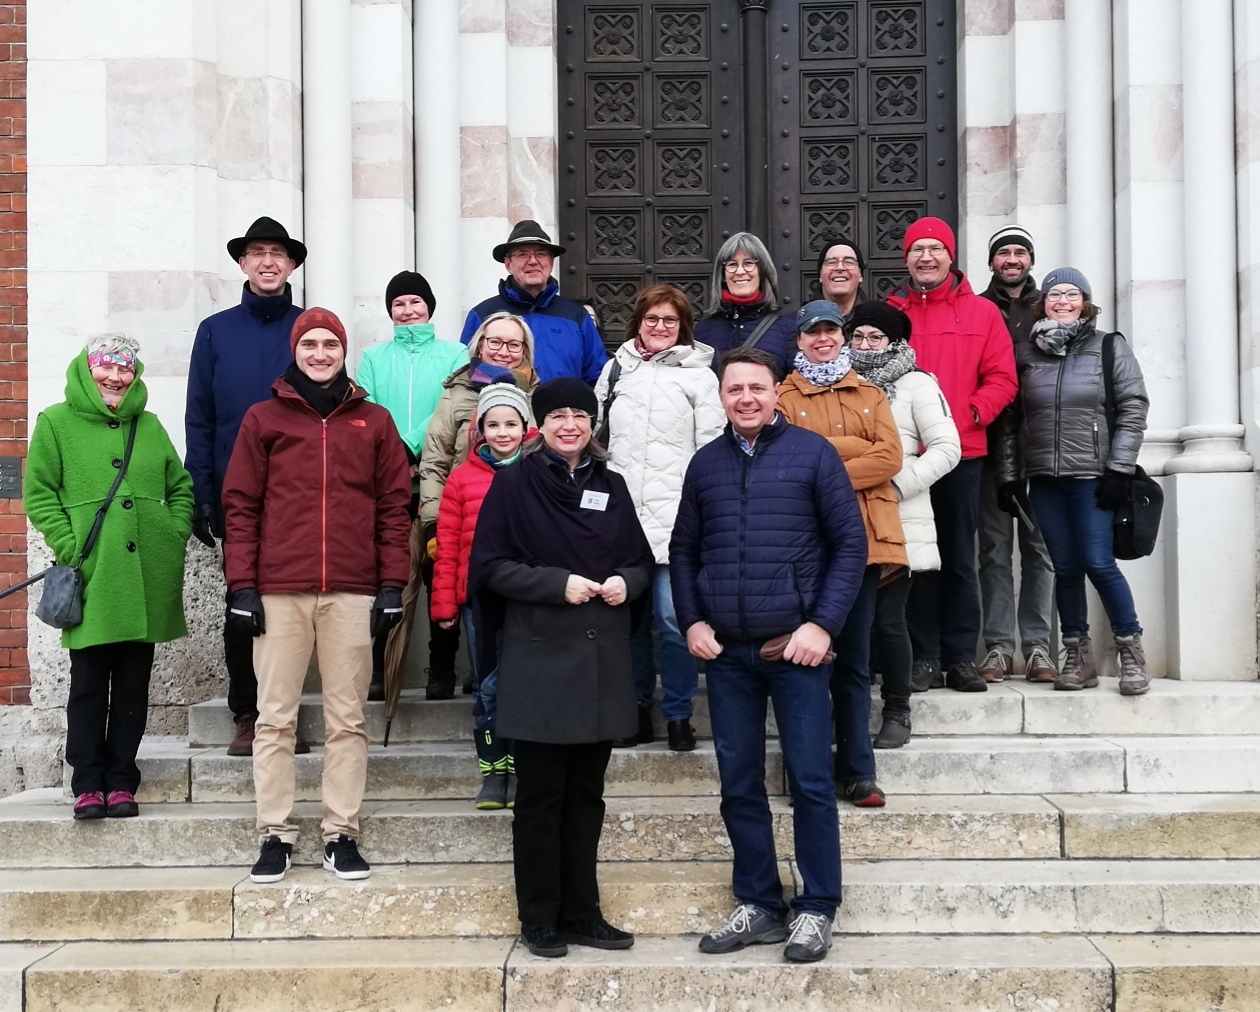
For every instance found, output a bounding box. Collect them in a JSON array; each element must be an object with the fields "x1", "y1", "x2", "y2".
[
  {"x1": 356, "y1": 324, "x2": 470, "y2": 459},
  {"x1": 25, "y1": 353, "x2": 195, "y2": 649}
]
